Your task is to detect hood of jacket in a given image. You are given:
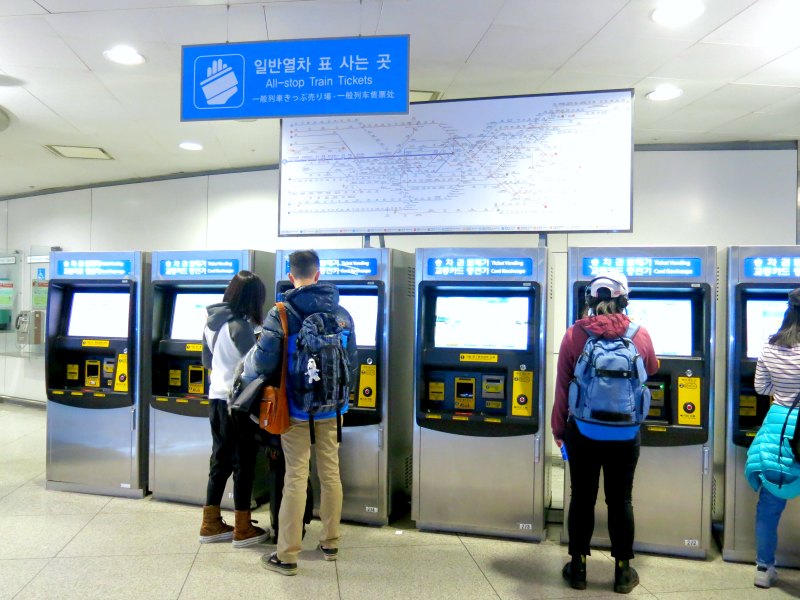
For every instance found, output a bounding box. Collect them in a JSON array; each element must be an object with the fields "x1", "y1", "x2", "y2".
[
  {"x1": 575, "y1": 313, "x2": 631, "y2": 339},
  {"x1": 206, "y1": 302, "x2": 235, "y2": 332},
  {"x1": 284, "y1": 282, "x2": 339, "y2": 317}
]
